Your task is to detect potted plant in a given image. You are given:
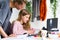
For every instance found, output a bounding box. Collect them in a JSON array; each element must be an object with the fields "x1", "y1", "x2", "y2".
[
  {"x1": 26, "y1": 1, "x2": 32, "y2": 13},
  {"x1": 50, "y1": 0, "x2": 57, "y2": 18}
]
